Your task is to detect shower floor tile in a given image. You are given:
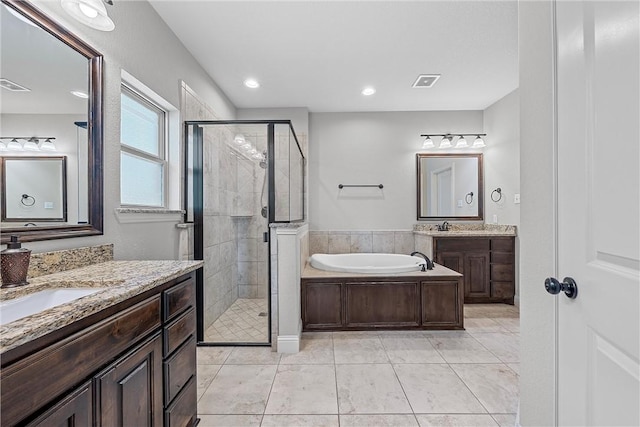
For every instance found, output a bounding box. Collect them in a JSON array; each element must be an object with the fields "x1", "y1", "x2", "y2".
[{"x1": 204, "y1": 298, "x2": 269, "y2": 343}]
